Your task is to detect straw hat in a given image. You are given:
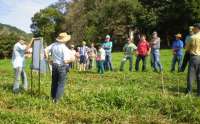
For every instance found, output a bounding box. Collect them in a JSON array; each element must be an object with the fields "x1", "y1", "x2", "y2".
[
  {"x1": 175, "y1": 33, "x2": 182, "y2": 38},
  {"x1": 56, "y1": 32, "x2": 71, "y2": 43}
]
